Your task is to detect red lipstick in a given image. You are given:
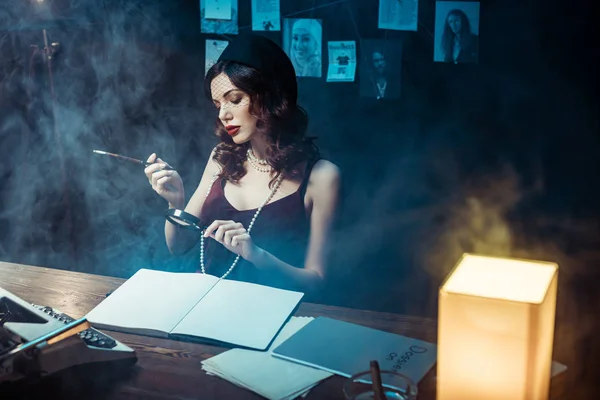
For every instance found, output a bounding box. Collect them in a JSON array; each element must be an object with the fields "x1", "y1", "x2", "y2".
[{"x1": 225, "y1": 125, "x2": 240, "y2": 136}]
